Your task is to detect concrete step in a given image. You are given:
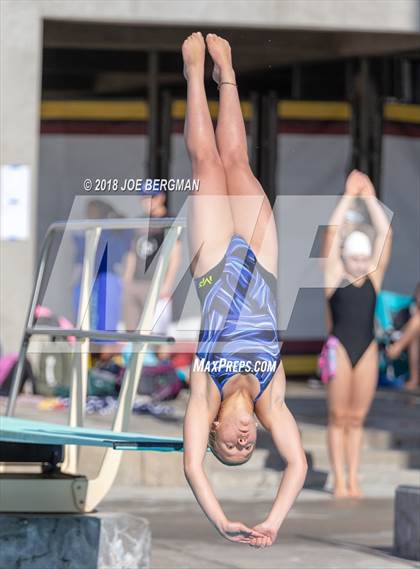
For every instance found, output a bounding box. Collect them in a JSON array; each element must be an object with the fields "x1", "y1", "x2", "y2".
[
  {"x1": 206, "y1": 443, "x2": 419, "y2": 473},
  {"x1": 77, "y1": 445, "x2": 420, "y2": 498},
  {"x1": 304, "y1": 446, "x2": 420, "y2": 471},
  {"x1": 299, "y1": 424, "x2": 420, "y2": 451},
  {"x1": 209, "y1": 467, "x2": 420, "y2": 495},
  {"x1": 76, "y1": 428, "x2": 420, "y2": 489},
  {"x1": 209, "y1": 468, "x2": 280, "y2": 489}
]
